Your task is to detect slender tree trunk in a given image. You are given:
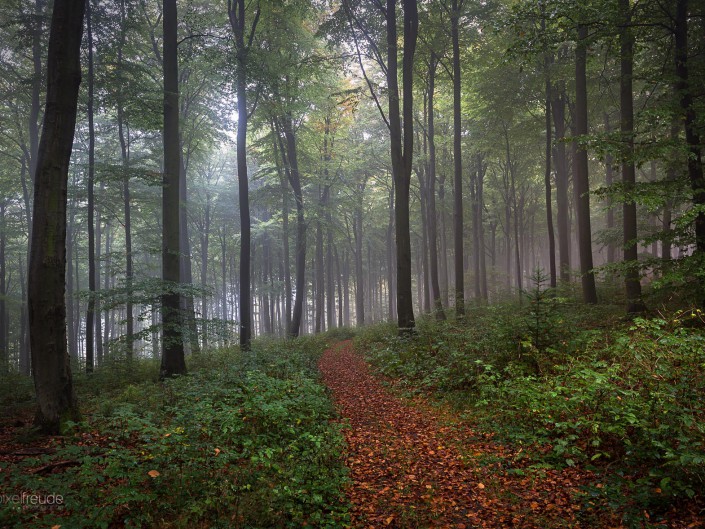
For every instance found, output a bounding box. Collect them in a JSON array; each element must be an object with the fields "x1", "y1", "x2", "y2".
[
  {"x1": 343, "y1": 249, "x2": 351, "y2": 326},
  {"x1": 85, "y1": 0, "x2": 96, "y2": 372},
  {"x1": 386, "y1": 184, "x2": 396, "y2": 321},
  {"x1": 544, "y1": 55, "x2": 557, "y2": 288},
  {"x1": 574, "y1": 23, "x2": 598, "y2": 303},
  {"x1": 604, "y1": 114, "x2": 616, "y2": 264},
  {"x1": 200, "y1": 195, "x2": 211, "y2": 349},
  {"x1": 438, "y1": 165, "x2": 449, "y2": 306},
  {"x1": 228, "y1": 0, "x2": 260, "y2": 349},
  {"x1": 354, "y1": 178, "x2": 367, "y2": 326},
  {"x1": 551, "y1": 83, "x2": 571, "y2": 282},
  {"x1": 427, "y1": 53, "x2": 445, "y2": 318},
  {"x1": 282, "y1": 117, "x2": 306, "y2": 338},
  {"x1": 335, "y1": 245, "x2": 343, "y2": 327},
  {"x1": 315, "y1": 186, "x2": 325, "y2": 333},
  {"x1": 117, "y1": 0, "x2": 134, "y2": 359},
  {"x1": 29, "y1": 0, "x2": 84, "y2": 433},
  {"x1": 179, "y1": 156, "x2": 200, "y2": 353},
  {"x1": 389, "y1": 0, "x2": 418, "y2": 333},
  {"x1": 418, "y1": 164, "x2": 430, "y2": 313},
  {"x1": 104, "y1": 219, "x2": 112, "y2": 352},
  {"x1": 66, "y1": 208, "x2": 76, "y2": 361},
  {"x1": 477, "y1": 157, "x2": 488, "y2": 300},
  {"x1": 160, "y1": 0, "x2": 186, "y2": 378},
  {"x1": 675, "y1": 0, "x2": 705, "y2": 282},
  {"x1": 662, "y1": 119, "x2": 679, "y2": 261},
  {"x1": 620, "y1": 0, "x2": 645, "y2": 313},
  {"x1": 451, "y1": 0, "x2": 465, "y2": 316}
]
